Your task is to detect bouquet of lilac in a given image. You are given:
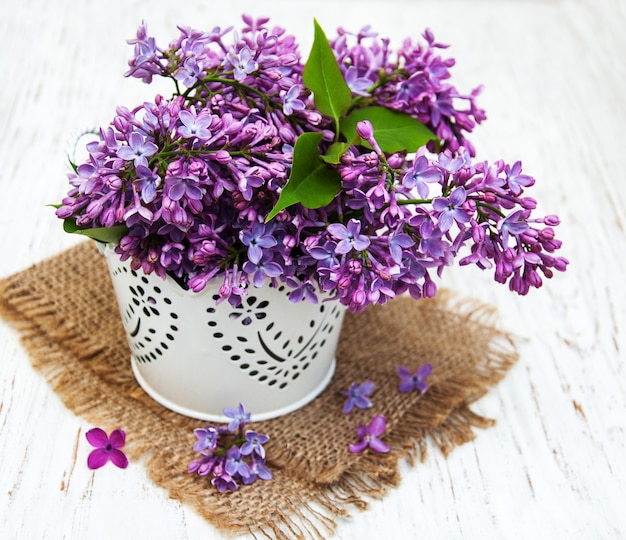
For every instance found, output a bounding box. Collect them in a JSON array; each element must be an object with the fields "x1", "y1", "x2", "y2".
[
  {"x1": 188, "y1": 404, "x2": 271, "y2": 492},
  {"x1": 56, "y1": 15, "x2": 567, "y2": 312}
]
